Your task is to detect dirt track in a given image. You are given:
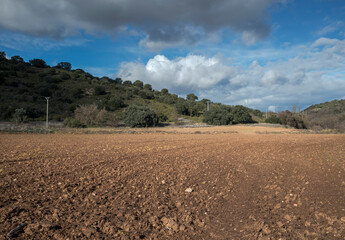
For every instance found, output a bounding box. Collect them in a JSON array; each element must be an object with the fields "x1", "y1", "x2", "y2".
[{"x1": 1, "y1": 126, "x2": 345, "y2": 239}]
